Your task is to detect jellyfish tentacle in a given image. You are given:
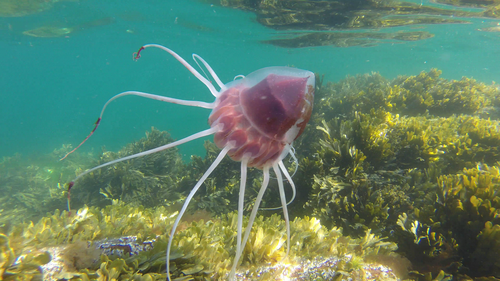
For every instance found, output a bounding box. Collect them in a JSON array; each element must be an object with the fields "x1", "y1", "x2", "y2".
[
  {"x1": 99, "y1": 91, "x2": 215, "y2": 111},
  {"x1": 70, "y1": 126, "x2": 221, "y2": 186},
  {"x1": 192, "y1": 54, "x2": 227, "y2": 93},
  {"x1": 230, "y1": 166, "x2": 270, "y2": 280},
  {"x1": 235, "y1": 157, "x2": 249, "y2": 275},
  {"x1": 273, "y1": 162, "x2": 291, "y2": 260},
  {"x1": 59, "y1": 118, "x2": 101, "y2": 161},
  {"x1": 59, "y1": 92, "x2": 214, "y2": 161},
  {"x1": 167, "y1": 144, "x2": 233, "y2": 281},
  {"x1": 139, "y1": 44, "x2": 220, "y2": 97}
]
